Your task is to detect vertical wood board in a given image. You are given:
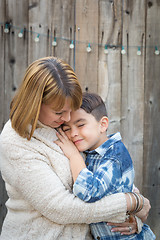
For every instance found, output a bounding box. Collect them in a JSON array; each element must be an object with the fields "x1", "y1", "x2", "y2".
[
  {"x1": 75, "y1": 0, "x2": 99, "y2": 92},
  {"x1": 28, "y1": 0, "x2": 52, "y2": 64},
  {"x1": 143, "y1": 1, "x2": 160, "y2": 238},
  {"x1": 0, "y1": 1, "x2": 8, "y2": 233},
  {"x1": 98, "y1": 0, "x2": 122, "y2": 135},
  {"x1": 50, "y1": 0, "x2": 75, "y2": 68},
  {"x1": 121, "y1": 0, "x2": 146, "y2": 190},
  {"x1": 0, "y1": 0, "x2": 5, "y2": 130}
]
